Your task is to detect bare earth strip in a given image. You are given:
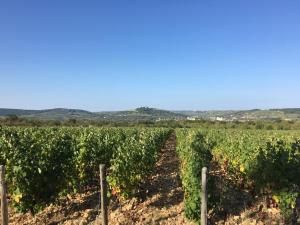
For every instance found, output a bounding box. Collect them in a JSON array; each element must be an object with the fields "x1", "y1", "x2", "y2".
[{"x1": 103, "y1": 132, "x2": 194, "y2": 225}]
